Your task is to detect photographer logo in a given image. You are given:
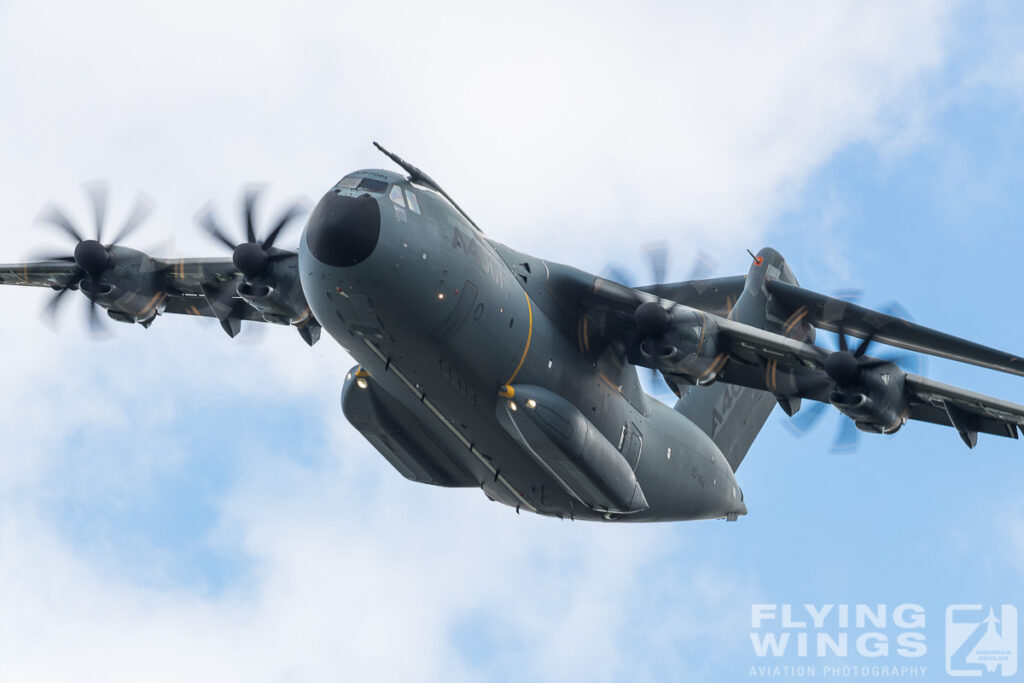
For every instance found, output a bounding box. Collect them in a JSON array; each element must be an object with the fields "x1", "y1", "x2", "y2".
[{"x1": 945, "y1": 605, "x2": 1017, "y2": 677}]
